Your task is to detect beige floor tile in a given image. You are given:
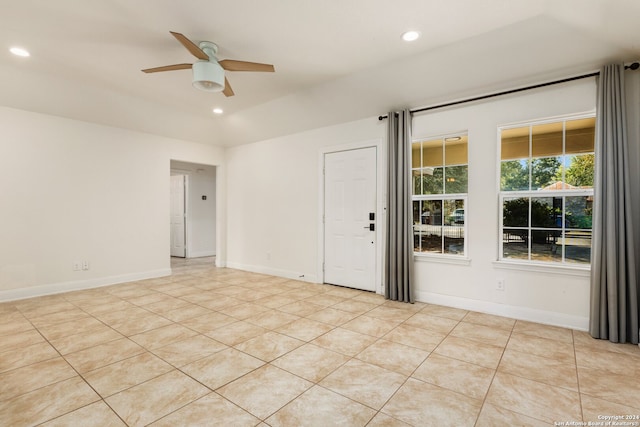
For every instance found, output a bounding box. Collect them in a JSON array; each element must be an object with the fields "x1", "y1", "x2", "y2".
[
  {"x1": 19, "y1": 301, "x2": 77, "y2": 319},
  {"x1": 82, "y1": 300, "x2": 136, "y2": 316},
  {"x1": 403, "y1": 312, "x2": 459, "y2": 334},
  {"x1": 420, "y1": 304, "x2": 469, "y2": 320},
  {"x1": 573, "y1": 330, "x2": 640, "y2": 357},
  {"x1": 485, "y1": 372, "x2": 581, "y2": 423},
  {"x1": 366, "y1": 412, "x2": 412, "y2": 426},
  {"x1": 198, "y1": 295, "x2": 244, "y2": 311},
  {"x1": 498, "y1": 348, "x2": 578, "y2": 391},
  {"x1": 181, "y1": 347, "x2": 265, "y2": 390},
  {"x1": 41, "y1": 400, "x2": 126, "y2": 427},
  {"x1": 433, "y1": 335, "x2": 505, "y2": 369},
  {"x1": 37, "y1": 316, "x2": 105, "y2": 341},
  {"x1": 205, "y1": 320, "x2": 268, "y2": 346},
  {"x1": 578, "y1": 365, "x2": 640, "y2": 409},
  {"x1": 83, "y1": 352, "x2": 173, "y2": 397},
  {"x1": 0, "y1": 315, "x2": 34, "y2": 337},
  {"x1": 275, "y1": 317, "x2": 333, "y2": 341},
  {"x1": 331, "y1": 300, "x2": 378, "y2": 314},
  {"x1": 160, "y1": 303, "x2": 211, "y2": 322},
  {"x1": 351, "y1": 292, "x2": 386, "y2": 305},
  {"x1": 126, "y1": 292, "x2": 169, "y2": 307},
  {"x1": 63, "y1": 337, "x2": 145, "y2": 373},
  {"x1": 341, "y1": 315, "x2": 400, "y2": 337},
  {"x1": 0, "y1": 329, "x2": 46, "y2": 353},
  {"x1": 150, "y1": 392, "x2": 260, "y2": 426},
  {"x1": 513, "y1": 320, "x2": 573, "y2": 343},
  {"x1": 320, "y1": 359, "x2": 406, "y2": 409},
  {"x1": 277, "y1": 300, "x2": 324, "y2": 317},
  {"x1": 507, "y1": 332, "x2": 576, "y2": 364},
  {"x1": 0, "y1": 376, "x2": 99, "y2": 426},
  {"x1": 413, "y1": 353, "x2": 495, "y2": 400},
  {"x1": 575, "y1": 347, "x2": 640, "y2": 376},
  {"x1": 0, "y1": 341, "x2": 59, "y2": 373},
  {"x1": 106, "y1": 370, "x2": 210, "y2": 427},
  {"x1": 218, "y1": 364, "x2": 312, "y2": 419},
  {"x1": 234, "y1": 331, "x2": 304, "y2": 362},
  {"x1": 266, "y1": 385, "x2": 376, "y2": 427},
  {"x1": 475, "y1": 403, "x2": 548, "y2": 427},
  {"x1": 306, "y1": 307, "x2": 359, "y2": 326},
  {"x1": 312, "y1": 327, "x2": 377, "y2": 356},
  {"x1": 95, "y1": 306, "x2": 149, "y2": 325},
  {"x1": 180, "y1": 311, "x2": 237, "y2": 334},
  {"x1": 246, "y1": 310, "x2": 300, "y2": 330},
  {"x1": 383, "y1": 324, "x2": 446, "y2": 352},
  {"x1": 580, "y1": 394, "x2": 640, "y2": 423},
  {"x1": 462, "y1": 311, "x2": 516, "y2": 330},
  {"x1": 0, "y1": 357, "x2": 77, "y2": 400},
  {"x1": 152, "y1": 334, "x2": 228, "y2": 367},
  {"x1": 108, "y1": 312, "x2": 174, "y2": 336},
  {"x1": 141, "y1": 296, "x2": 191, "y2": 314},
  {"x1": 49, "y1": 325, "x2": 123, "y2": 354},
  {"x1": 382, "y1": 378, "x2": 482, "y2": 427},
  {"x1": 271, "y1": 343, "x2": 350, "y2": 382},
  {"x1": 356, "y1": 339, "x2": 429, "y2": 376},
  {"x1": 130, "y1": 323, "x2": 198, "y2": 350},
  {"x1": 450, "y1": 322, "x2": 511, "y2": 347},
  {"x1": 304, "y1": 293, "x2": 347, "y2": 307},
  {"x1": 253, "y1": 294, "x2": 298, "y2": 308},
  {"x1": 219, "y1": 302, "x2": 271, "y2": 320},
  {"x1": 323, "y1": 286, "x2": 363, "y2": 298},
  {"x1": 366, "y1": 305, "x2": 415, "y2": 322}
]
